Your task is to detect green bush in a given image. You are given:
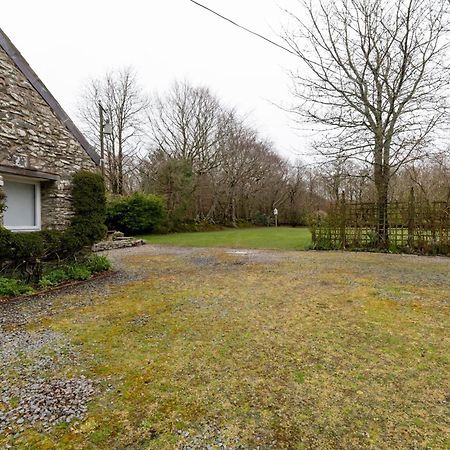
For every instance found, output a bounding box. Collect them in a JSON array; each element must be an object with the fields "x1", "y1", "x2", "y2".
[
  {"x1": 0, "y1": 277, "x2": 34, "y2": 297},
  {"x1": 0, "y1": 228, "x2": 64, "y2": 281},
  {"x1": 0, "y1": 190, "x2": 6, "y2": 214},
  {"x1": 106, "y1": 193, "x2": 165, "y2": 235},
  {"x1": 66, "y1": 171, "x2": 107, "y2": 252},
  {"x1": 65, "y1": 264, "x2": 92, "y2": 281},
  {"x1": 38, "y1": 255, "x2": 112, "y2": 289},
  {"x1": 253, "y1": 212, "x2": 271, "y2": 227},
  {"x1": 0, "y1": 227, "x2": 13, "y2": 260},
  {"x1": 38, "y1": 269, "x2": 68, "y2": 288},
  {"x1": 12, "y1": 229, "x2": 63, "y2": 259},
  {"x1": 86, "y1": 255, "x2": 112, "y2": 273}
]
